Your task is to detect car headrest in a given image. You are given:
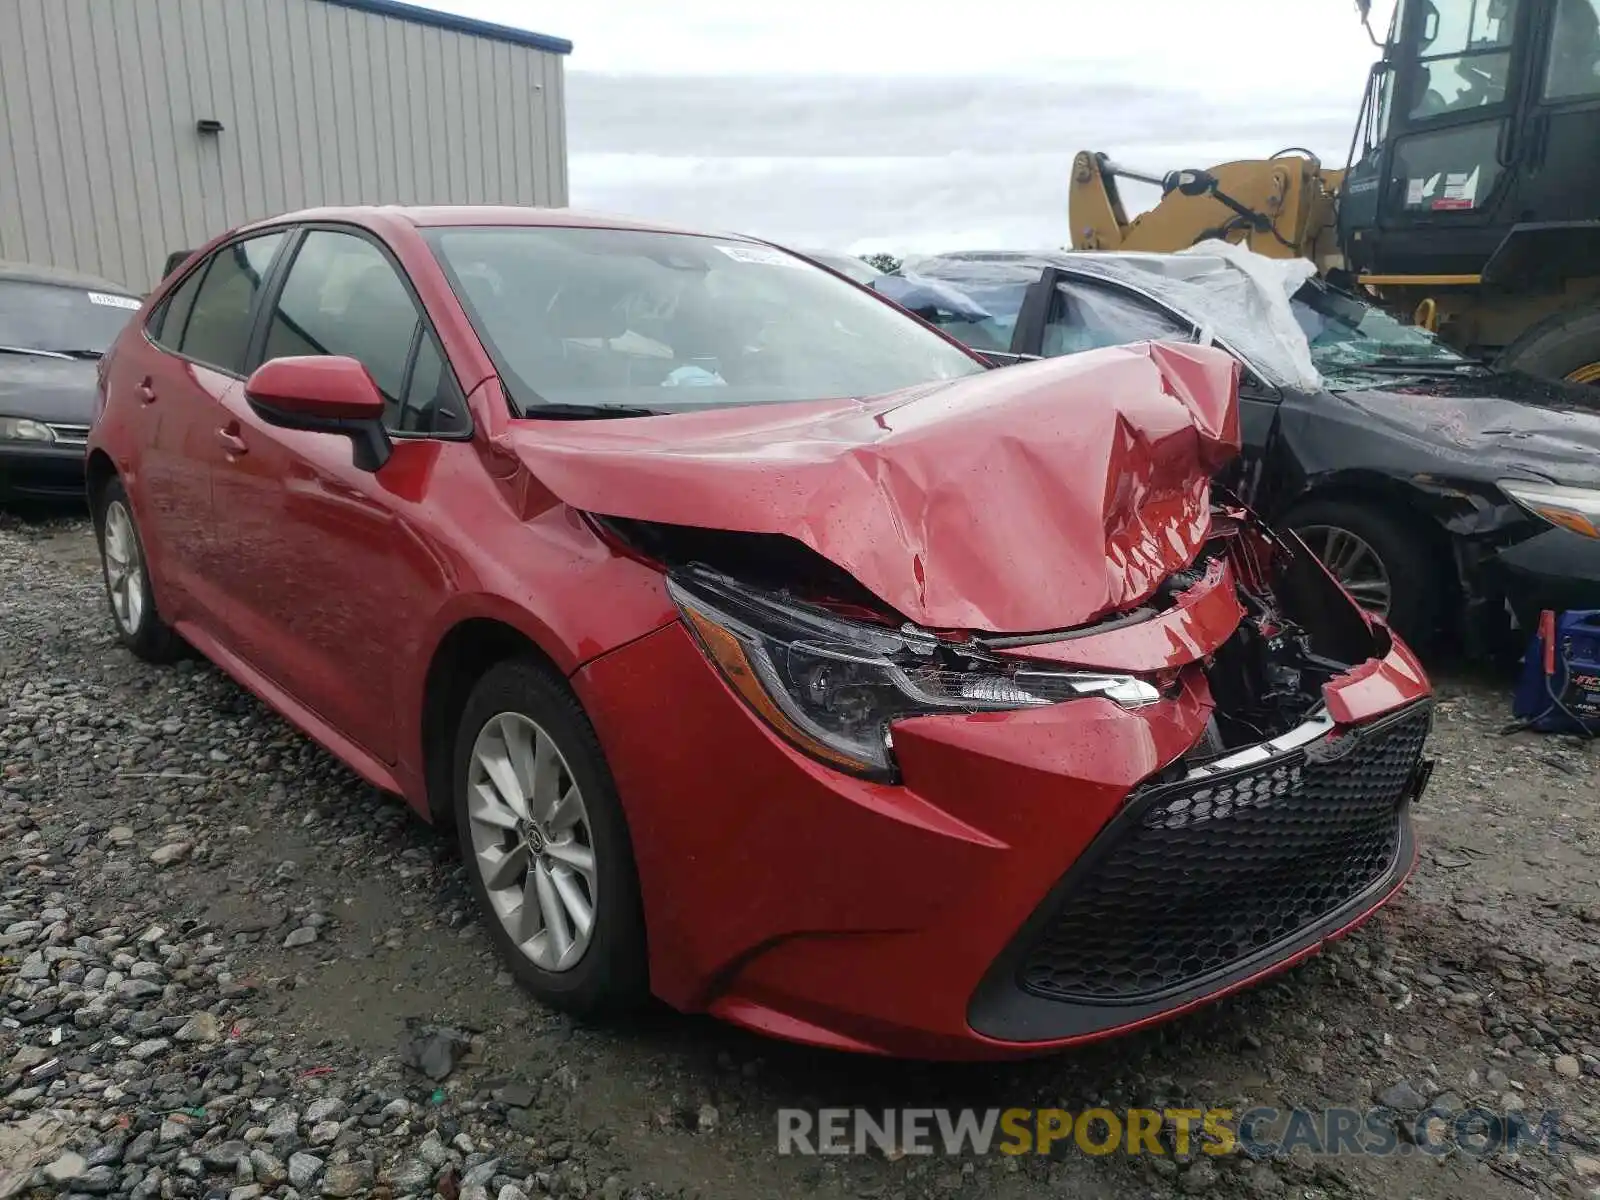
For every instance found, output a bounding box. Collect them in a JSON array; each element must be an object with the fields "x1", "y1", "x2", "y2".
[{"x1": 543, "y1": 275, "x2": 629, "y2": 341}]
